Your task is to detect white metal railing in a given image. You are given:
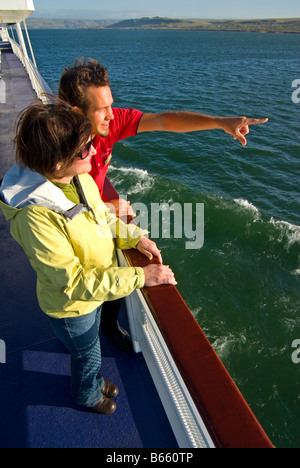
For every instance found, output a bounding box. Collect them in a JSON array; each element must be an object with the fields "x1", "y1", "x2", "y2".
[
  {"x1": 2, "y1": 22, "x2": 51, "y2": 103},
  {"x1": 9, "y1": 36, "x2": 49, "y2": 102},
  {"x1": 0, "y1": 27, "x2": 10, "y2": 42}
]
